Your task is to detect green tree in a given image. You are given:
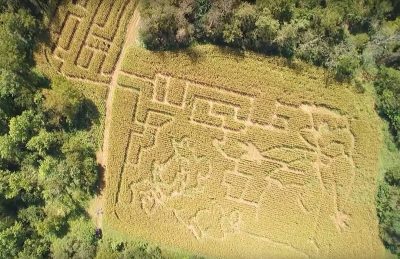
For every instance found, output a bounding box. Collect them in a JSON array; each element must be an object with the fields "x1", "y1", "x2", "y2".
[
  {"x1": 253, "y1": 8, "x2": 279, "y2": 51},
  {"x1": 0, "y1": 9, "x2": 41, "y2": 128},
  {"x1": 42, "y1": 78, "x2": 85, "y2": 127},
  {"x1": 0, "y1": 9, "x2": 38, "y2": 72},
  {"x1": 51, "y1": 218, "x2": 97, "y2": 259},
  {"x1": 223, "y1": 3, "x2": 257, "y2": 48},
  {"x1": 0, "y1": 222, "x2": 26, "y2": 258},
  {"x1": 0, "y1": 3, "x2": 100, "y2": 258},
  {"x1": 375, "y1": 67, "x2": 400, "y2": 143},
  {"x1": 139, "y1": 0, "x2": 194, "y2": 50},
  {"x1": 201, "y1": 0, "x2": 236, "y2": 41},
  {"x1": 377, "y1": 165, "x2": 400, "y2": 255}
]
